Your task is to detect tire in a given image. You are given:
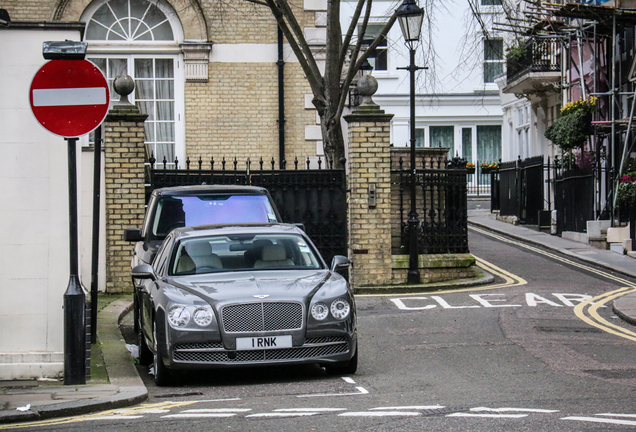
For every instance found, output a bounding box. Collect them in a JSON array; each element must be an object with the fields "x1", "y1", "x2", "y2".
[
  {"x1": 153, "y1": 321, "x2": 172, "y2": 386},
  {"x1": 325, "y1": 345, "x2": 358, "y2": 375},
  {"x1": 138, "y1": 319, "x2": 153, "y2": 366}
]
